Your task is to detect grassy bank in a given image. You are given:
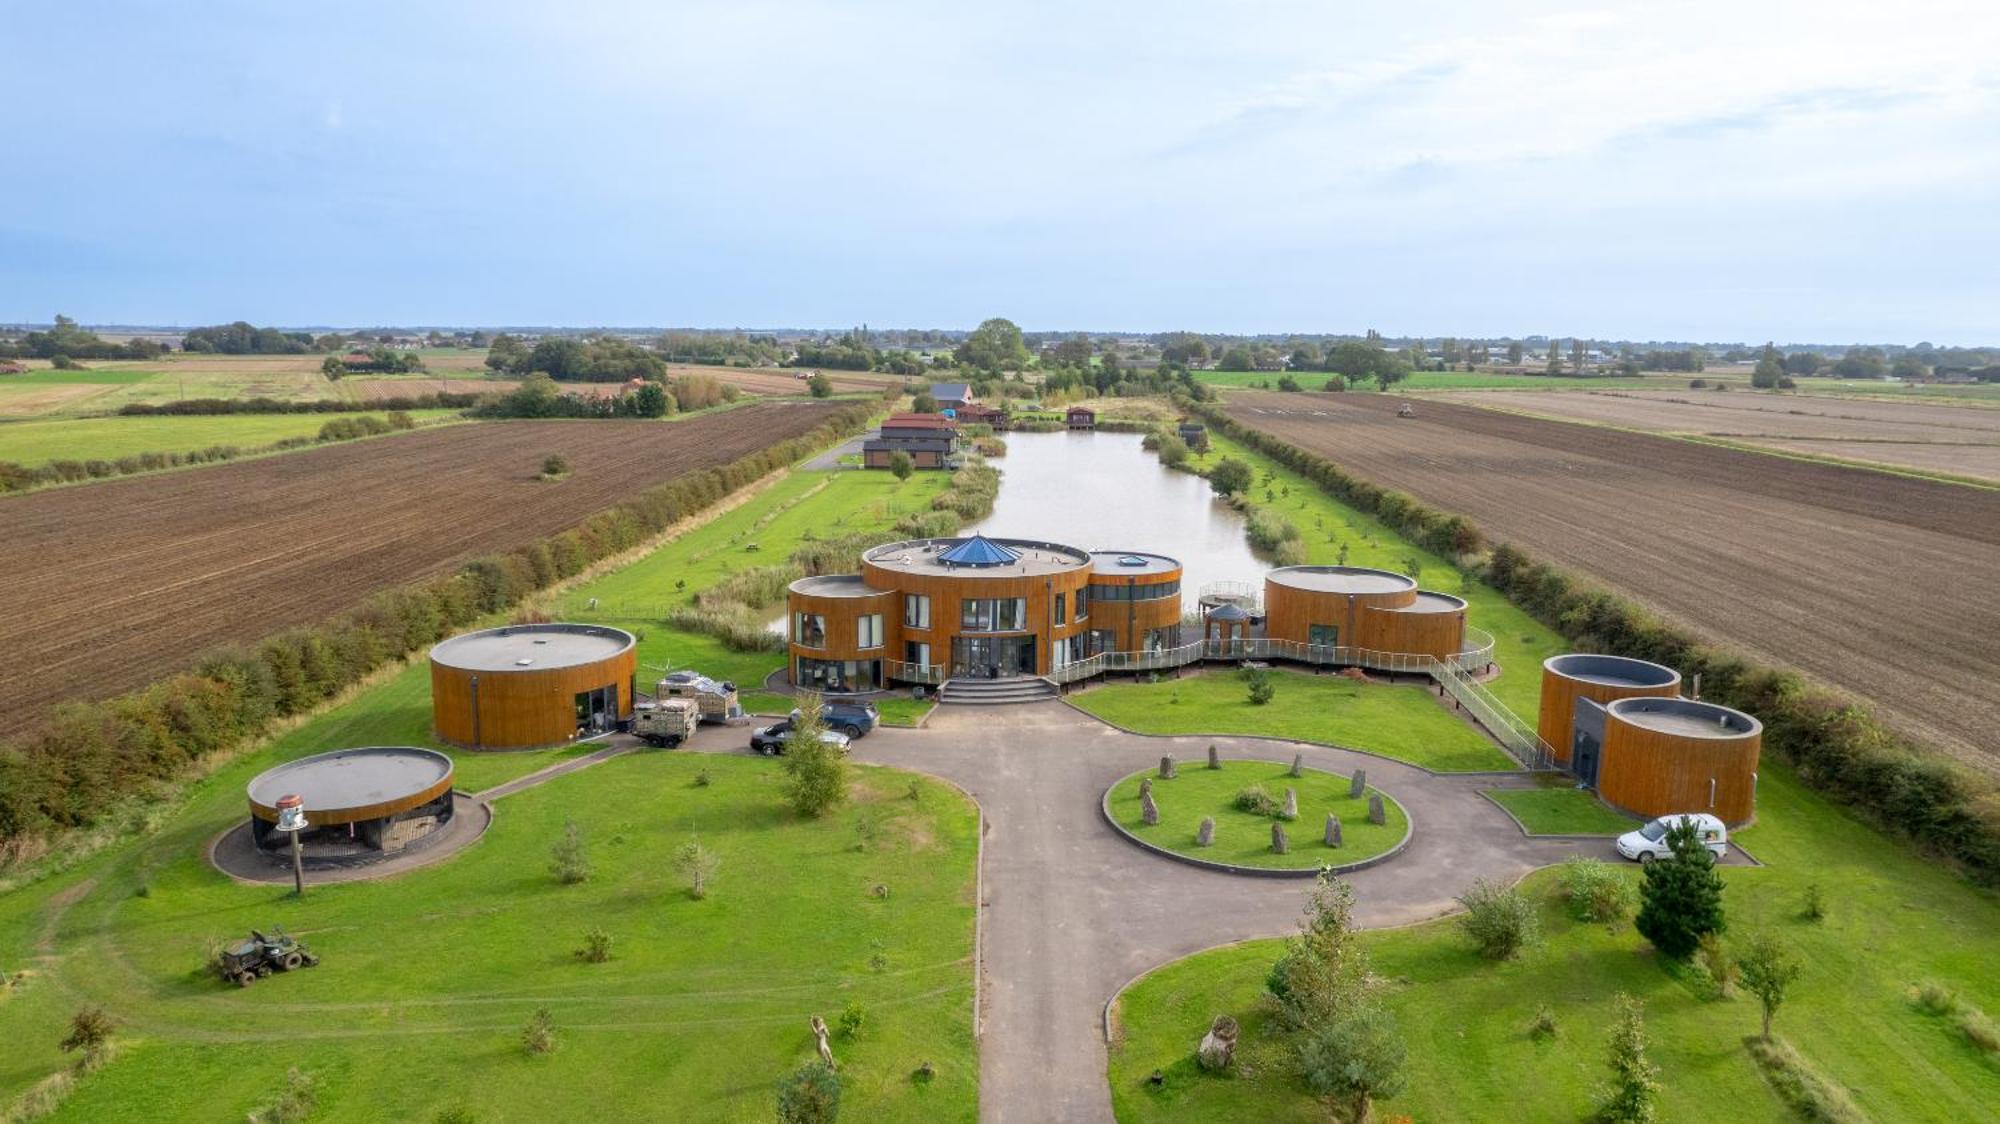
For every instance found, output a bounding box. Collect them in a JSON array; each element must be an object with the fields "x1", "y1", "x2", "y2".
[
  {"x1": 1106, "y1": 761, "x2": 1406, "y2": 870},
  {"x1": 1067, "y1": 670, "x2": 1515, "y2": 773},
  {"x1": 1108, "y1": 763, "x2": 2000, "y2": 1121}
]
